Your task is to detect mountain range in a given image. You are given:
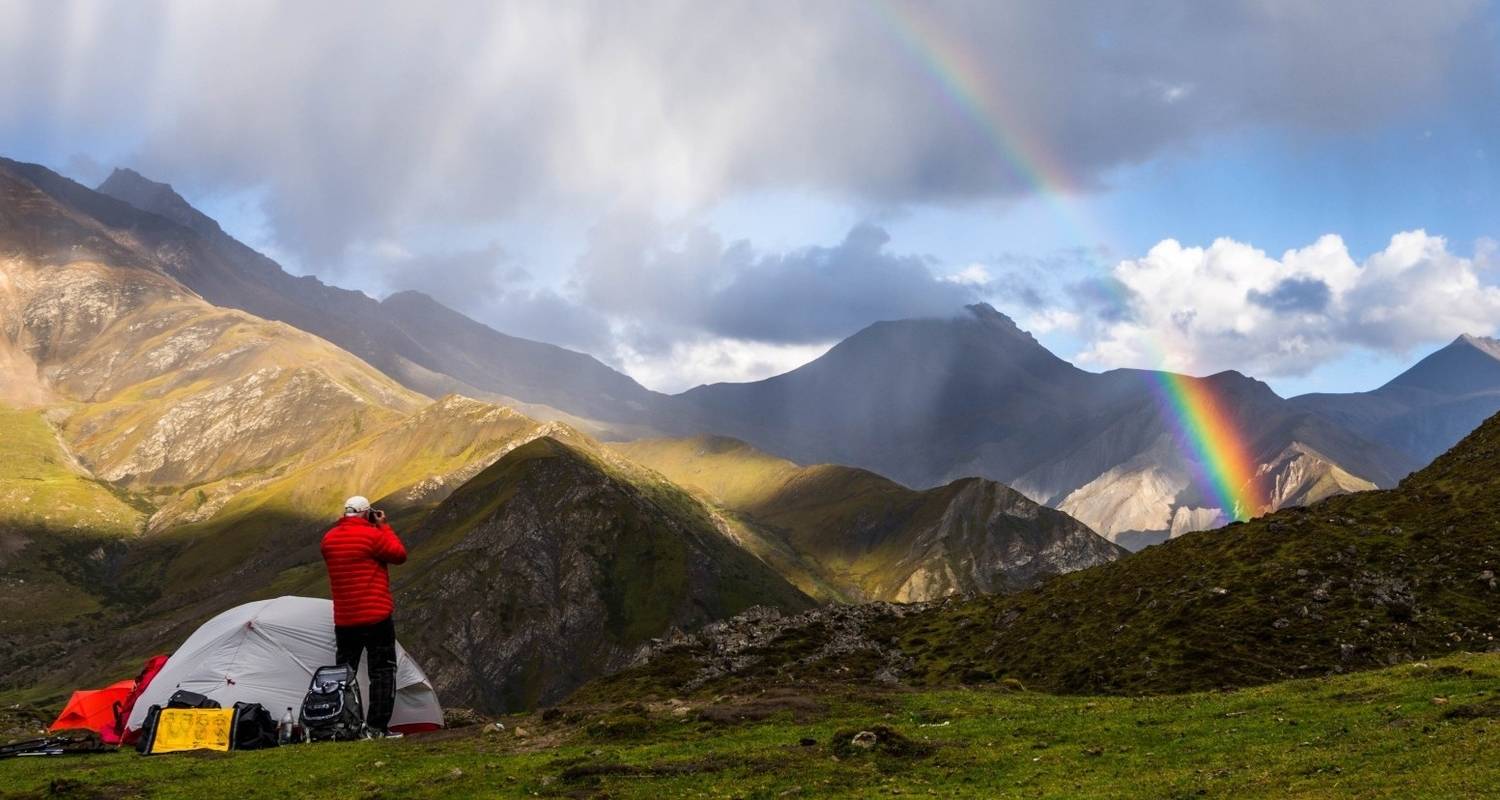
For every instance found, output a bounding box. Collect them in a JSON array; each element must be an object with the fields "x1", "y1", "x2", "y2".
[
  {"x1": 0, "y1": 156, "x2": 1128, "y2": 710},
  {"x1": 5, "y1": 152, "x2": 1500, "y2": 709},
  {"x1": 604, "y1": 396, "x2": 1500, "y2": 698},
  {"x1": 83, "y1": 161, "x2": 1500, "y2": 546}
]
